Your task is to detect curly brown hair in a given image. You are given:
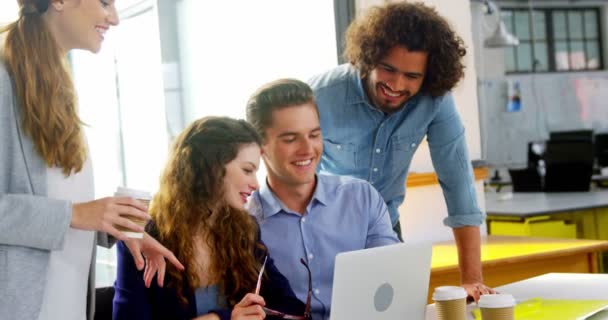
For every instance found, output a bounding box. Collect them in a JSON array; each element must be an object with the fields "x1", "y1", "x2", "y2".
[
  {"x1": 150, "y1": 116, "x2": 265, "y2": 307},
  {"x1": 343, "y1": 2, "x2": 466, "y2": 97}
]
